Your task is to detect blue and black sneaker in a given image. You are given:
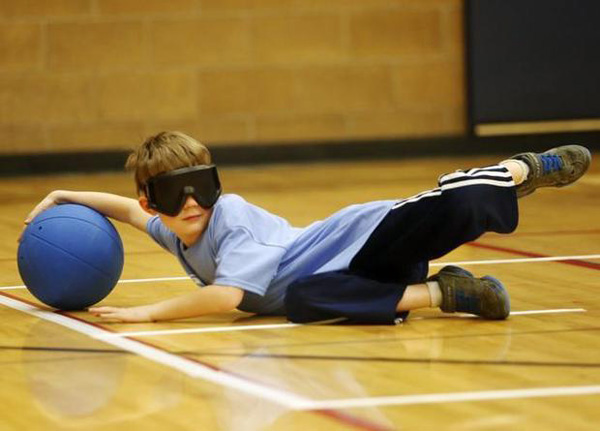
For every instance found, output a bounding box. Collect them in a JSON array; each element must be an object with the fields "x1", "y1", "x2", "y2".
[
  {"x1": 428, "y1": 266, "x2": 510, "y2": 320},
  {"x1": 510, "y1": 145, "x2": 591, "y2": 198}
]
